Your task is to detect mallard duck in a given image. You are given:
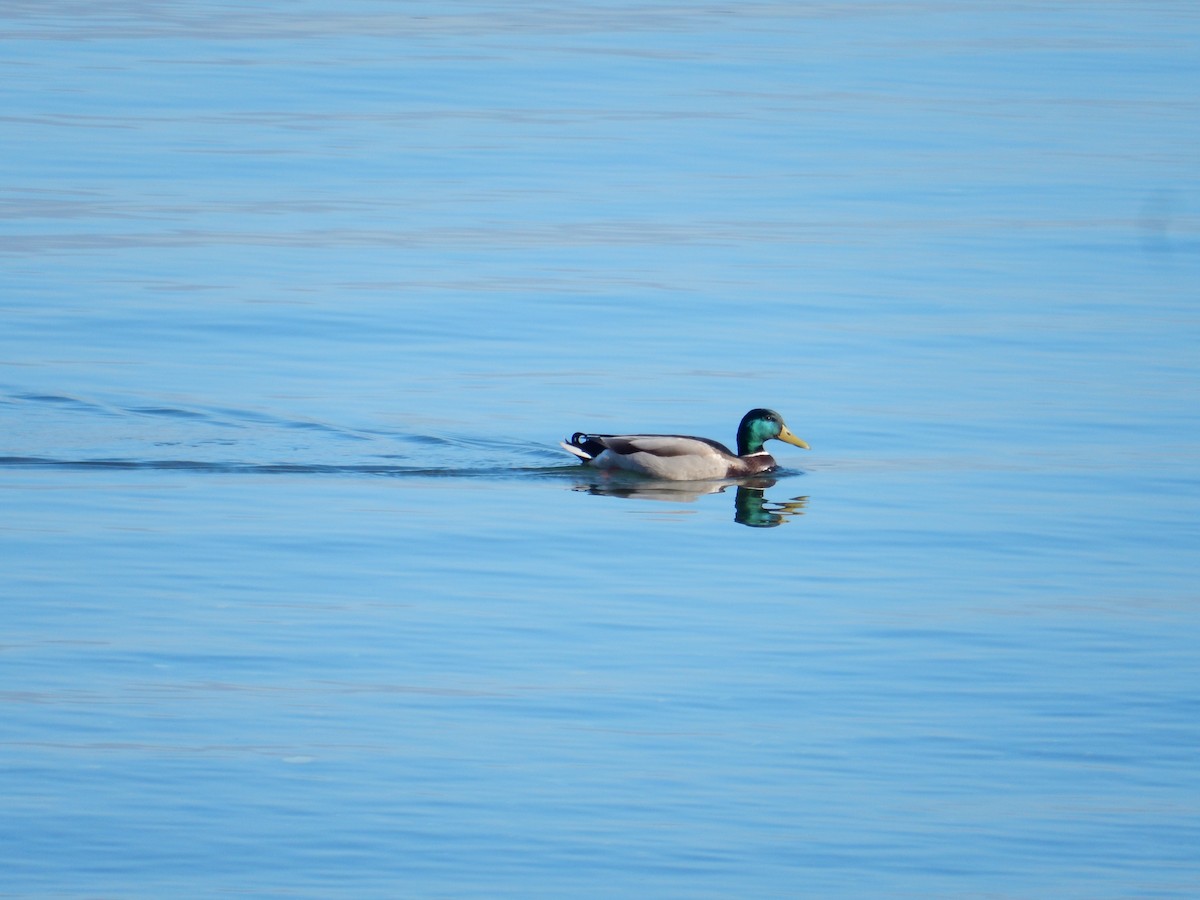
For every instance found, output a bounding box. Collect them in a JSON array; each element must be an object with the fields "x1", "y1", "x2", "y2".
[{"x1": 561, "y1": 408, "x2": 810, "y2": 481}]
